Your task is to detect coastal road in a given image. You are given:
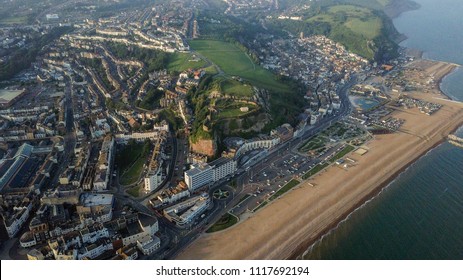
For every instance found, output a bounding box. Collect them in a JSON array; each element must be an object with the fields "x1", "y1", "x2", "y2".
[{"x1": 163, "y1": 77, "x2": 357, "y2": 259}]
